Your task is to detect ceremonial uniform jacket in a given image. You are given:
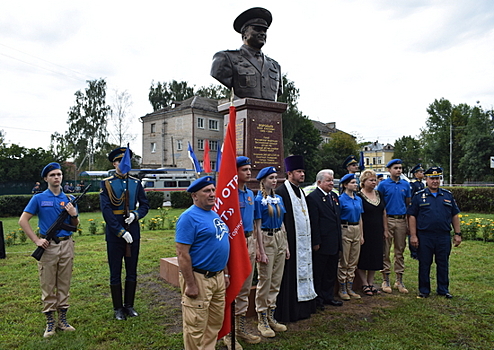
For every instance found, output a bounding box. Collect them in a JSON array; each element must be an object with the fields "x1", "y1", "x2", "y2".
[
  {"x1": 100, "y1": 174, "x2": 149, "y2": 242},
  {"x1": 410, "y1": 178, "x2": 425, "y2": 197},
  {"x1": 211, "y1": 45, "x2": 282, "y2": 101}
]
